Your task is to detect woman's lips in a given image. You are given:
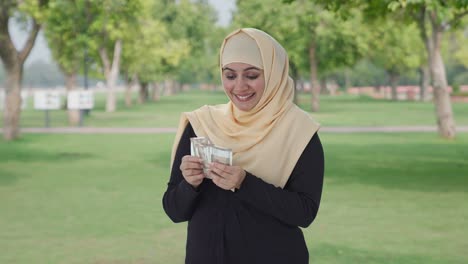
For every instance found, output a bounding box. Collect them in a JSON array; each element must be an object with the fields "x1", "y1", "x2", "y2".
[{"x1": 235, "y1": 93, "x2": 255, "y2": 102}]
